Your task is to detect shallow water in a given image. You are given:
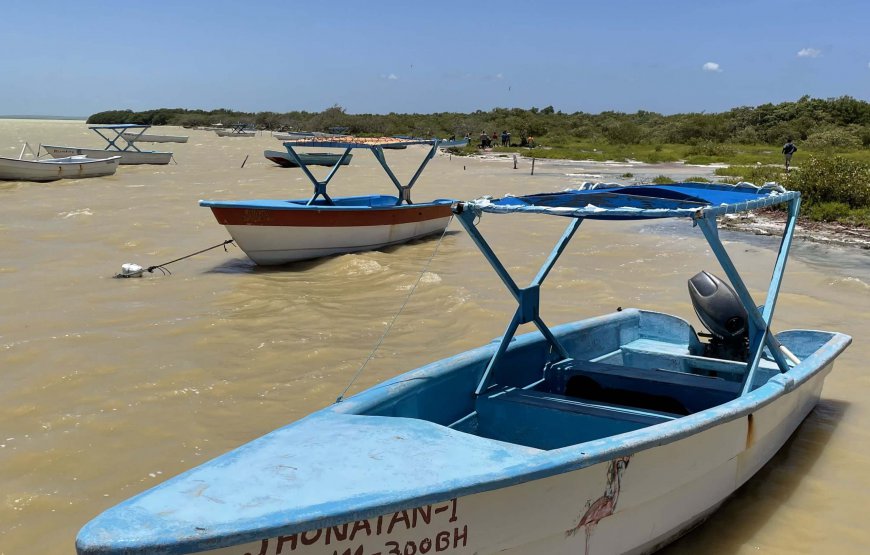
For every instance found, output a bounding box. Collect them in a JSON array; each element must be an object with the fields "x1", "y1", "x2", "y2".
[{"x1": 1, "y1": 120, "x2": 868, "y2": 554}]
